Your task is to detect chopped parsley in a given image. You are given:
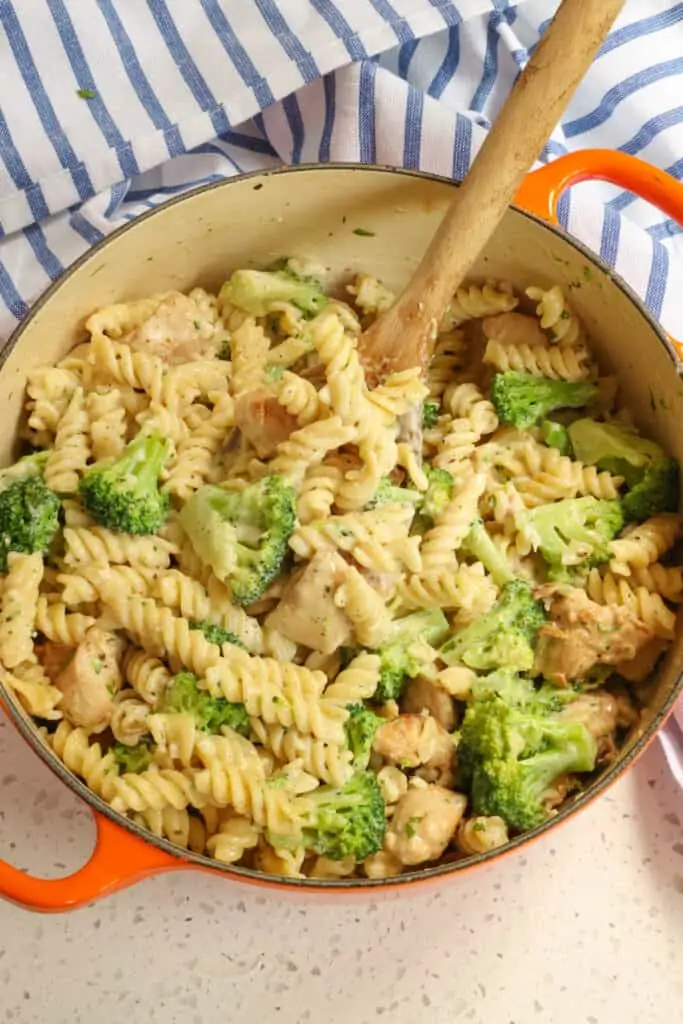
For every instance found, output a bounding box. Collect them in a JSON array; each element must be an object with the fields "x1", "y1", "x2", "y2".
[
  {"x1": 76, "y1": 88, "x2": 97, "y2": 100},
  {"x1": 352, "y1": 228, "x2": 375, "y2": 237}
]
